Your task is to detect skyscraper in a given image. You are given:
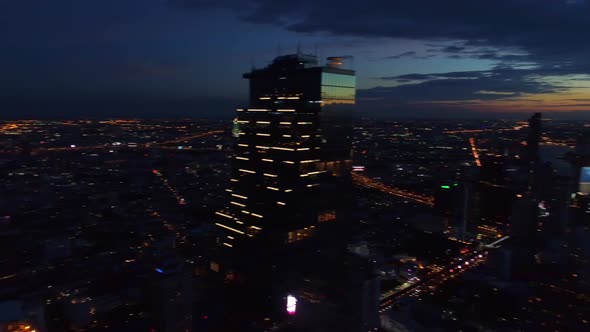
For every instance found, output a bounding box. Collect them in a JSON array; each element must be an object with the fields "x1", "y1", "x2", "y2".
[
  {"x1": 215, "y1": 54, "x2": 356, "y2": 250},
  {"x1": 526, "y1": 112, "x2": 542, "y2": 164}
]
